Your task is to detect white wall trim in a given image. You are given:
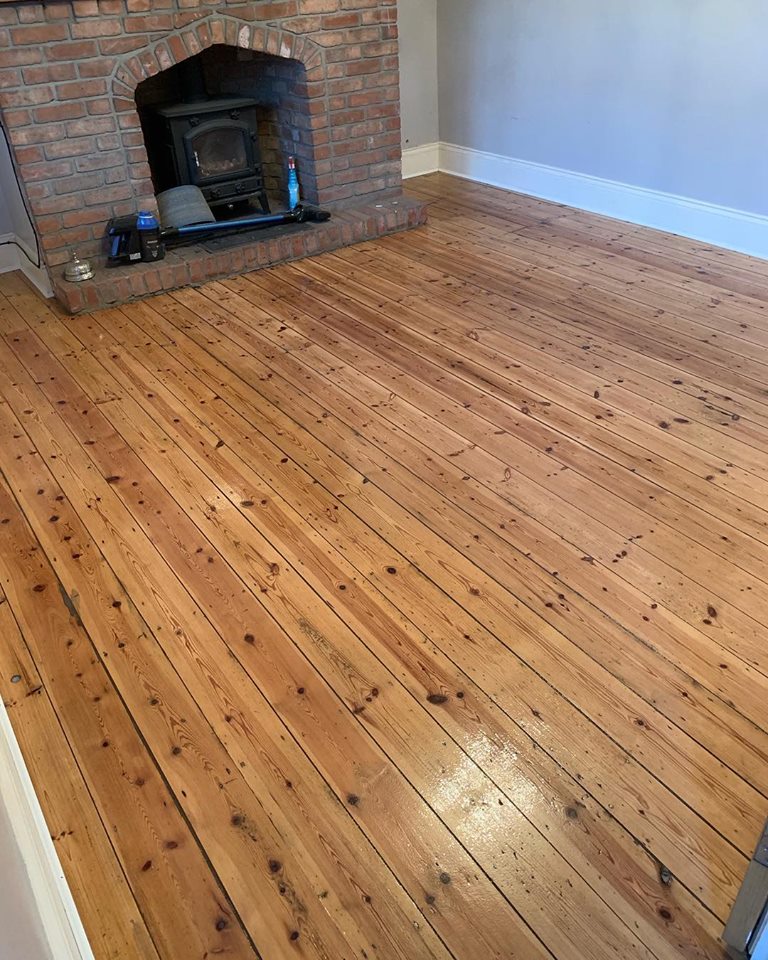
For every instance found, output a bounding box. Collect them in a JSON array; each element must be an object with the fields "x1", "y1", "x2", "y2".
[
  {"x1": 21, "y1": 257, "x2": 54, "y2": 300},
  {"x1": 0, "y1": 233, "x2": 53, "y2": 299},
  {"x1": 0, "y1": 697, "x2": 94, "y2": 960},
  {"x1": 408, "y1": 141, "x2": 768, "y2": 261},
  {"x1": 402, "y1": 142, "x2": 441, "y2": 179},
  {"x1": 0, "y1": 232, "x2": 21, "y2": 274},
  {"x1": 17, "y1": 237, "x2": 53, "y2": 299}
]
